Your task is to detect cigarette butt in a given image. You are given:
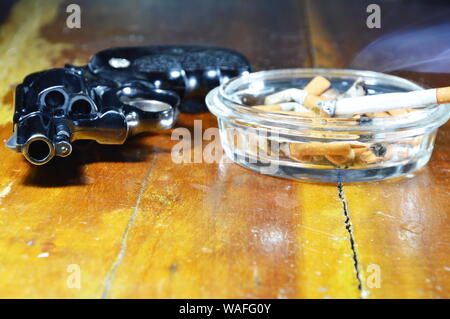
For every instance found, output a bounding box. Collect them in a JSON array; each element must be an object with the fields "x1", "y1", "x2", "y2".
[
  {"x1": 295, "y1": 155, "x2": 313, "y2": 162},
  {"x1": 252, "y1": 105, "x2": 317, "y2": 117},
  {"x1": 436, "y1": 87, "x2": 450, "y2": 104},
  {"x1": 264, "y1": 88, "x2": 308, "y2": 105},
  {"x1": 357, "y1": 150, "x2": 380, "y2": 164},
  {"x1": 325, "y1": 148, "x2": 355, "y2": 166},
  {"x1": 384, "y1": 145, "x2": 410, "y2": 160},
  {"x1": 312, "y1": 155, "x2": 325, "y2": 162},
  {"x1": 303, "y1": 95, "x2": 330, "y2": 116},
  {"x1": 388, "y1": 108, "x2": 409, "y2": 116},
  {"x1": 351, "y1": 144, "x2": 370, "y2": 159},
  {"x1": 342, "y1": 77, "x2": 367, "y2": 98},
  {"x1": 326, "y1": 155, "x2": 344, "y2": 166},
  {"x1": 304, "y1": 76, "x2": 331, "y2": 96},
  {"x1": 396, "y1": 136, "x2": 423, "y2": 147},
  {"x1": 253, "y1": 102, "x2": 310, "y2": 112},
  {"x1": 350, "y1": 143, "x2": 369, "y2": 149},
  {"x1": 278, "y1": 142, "x2": 291, "y2": 156},
  {"x1": 321, "y1": 88, "x2": 340, "y2": 100},
  {"x1": 289, "y1": 142, "x2": 352, "y2": 158},
  {"x1": 410, "y1": 136, "x2": 423, "y2": 146},
  {"x1": 275, "y1": 111, "x2": 318, "y2": 118},
  {"x1": 290, "y1": 102, "x2": 311, "y2": 112},
  {"x1": 366, "y1": 112, "x2": 390, "y2": 117},
  {"x1": 264, "y1": 90, "x2": 291, "y2": 105},
  {"x1": 287, "y1": 150, "x2": 313, "y2": 162},
  {"x1": 252, "y1": 104, "x2": 283, "y2": 112},
  {"x1": 353, "y1": 147, "x2": 369, "y2": 157}
]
